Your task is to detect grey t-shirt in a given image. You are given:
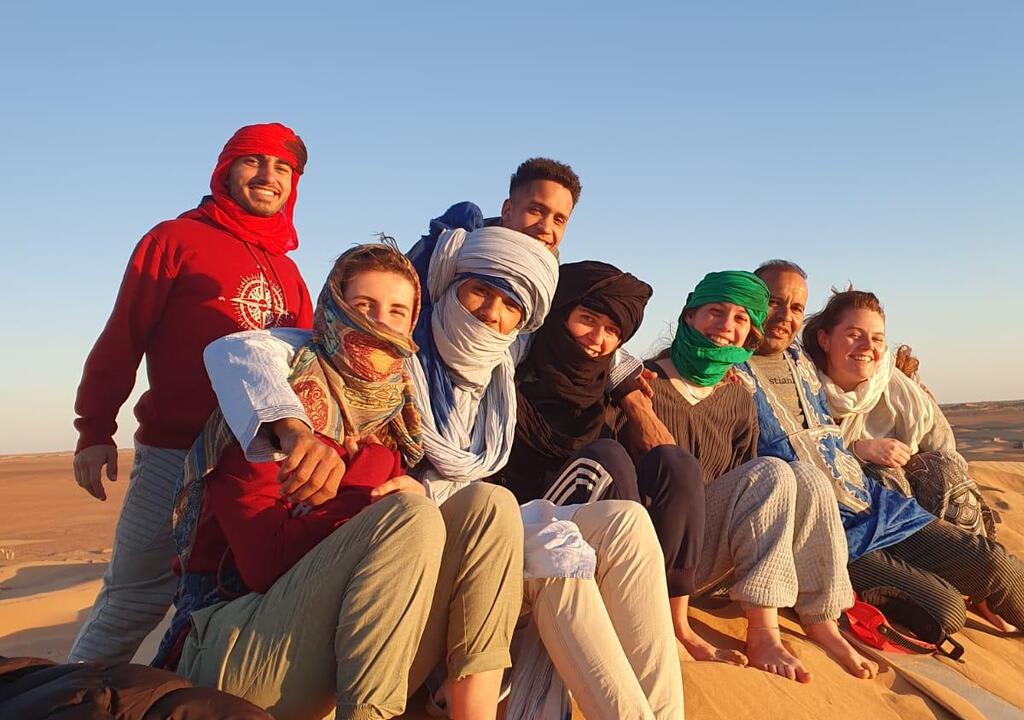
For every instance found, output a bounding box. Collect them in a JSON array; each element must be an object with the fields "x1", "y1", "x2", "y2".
[{"x1": 749, "y1": 353, "x2": 806, "y2": 428}]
